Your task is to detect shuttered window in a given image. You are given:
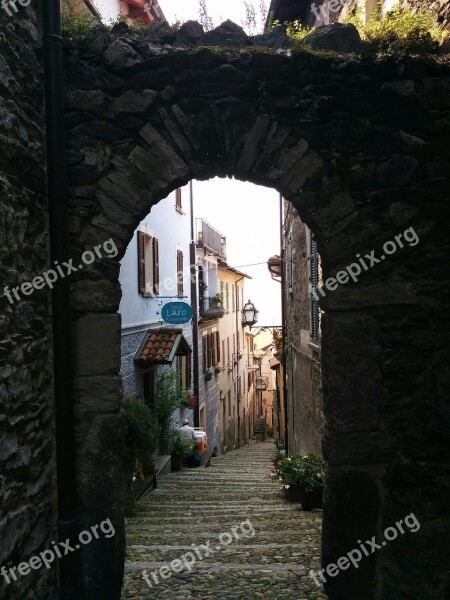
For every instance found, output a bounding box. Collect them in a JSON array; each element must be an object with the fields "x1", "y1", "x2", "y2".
[
  {"x1": 137, "y1": 231, "x2": 160, "y2": 296},
  {"x1": 177, "y1": 354, "x2": 192, "y2": 390}
]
